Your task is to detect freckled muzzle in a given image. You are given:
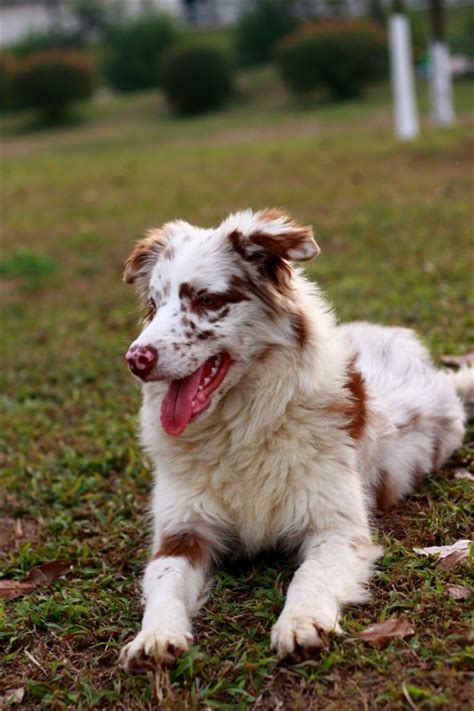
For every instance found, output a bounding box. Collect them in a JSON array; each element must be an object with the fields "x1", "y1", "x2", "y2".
[{"x1": 125, "y1": 344, "x2": 158, "y2": 380}]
